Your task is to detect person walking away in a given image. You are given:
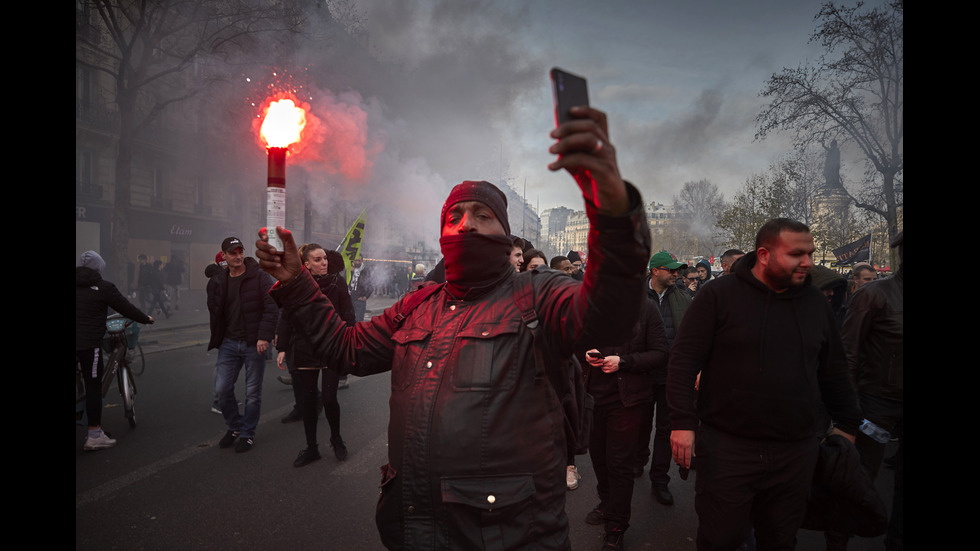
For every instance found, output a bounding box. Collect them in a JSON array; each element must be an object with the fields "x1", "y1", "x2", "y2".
[
  {"x1": 76, "y1": 251, "x2": 153, "y2": 451},
  {"x1": 205, "y1": 251, "x2": 229, "y2": 414},
  {"x1": 146, "y1": 259, "x2": 171, "y2": 318},
  {"x1": 136, "y1": 254, "x2": 153, "y2": 311},
  {"x1": 164, "y1": 253, "x2": 184, "y2": 310}
]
